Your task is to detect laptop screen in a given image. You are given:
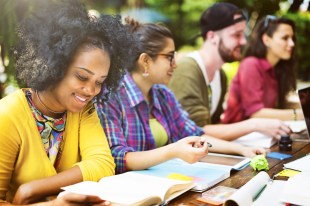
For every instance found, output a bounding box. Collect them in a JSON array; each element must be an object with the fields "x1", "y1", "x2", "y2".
[{"x1": 298, "y1": 86, "x2": 310, "y2": 136}]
